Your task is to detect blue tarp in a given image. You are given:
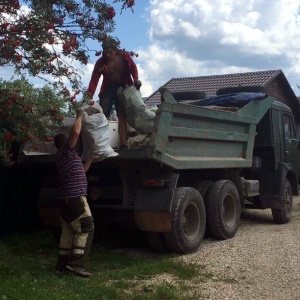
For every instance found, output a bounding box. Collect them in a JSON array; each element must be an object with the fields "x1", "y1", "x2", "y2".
[{"x1": 191, "y1": 92, "x2": 268, "y2": 108}]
